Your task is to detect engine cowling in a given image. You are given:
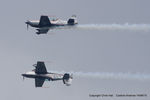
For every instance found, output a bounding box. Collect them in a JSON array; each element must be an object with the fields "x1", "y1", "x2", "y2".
[{"x1": 68, "y1": 19, "x2": 75, "y2": 25}]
